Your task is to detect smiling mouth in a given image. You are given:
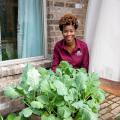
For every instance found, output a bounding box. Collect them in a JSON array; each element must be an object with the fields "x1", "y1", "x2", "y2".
[
  {"x1": 66, "y1": 36, "x2": 73, "y2": 40},
  {"x1": 67, "y1": 35, "x2": 72, "y2": 37}
]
